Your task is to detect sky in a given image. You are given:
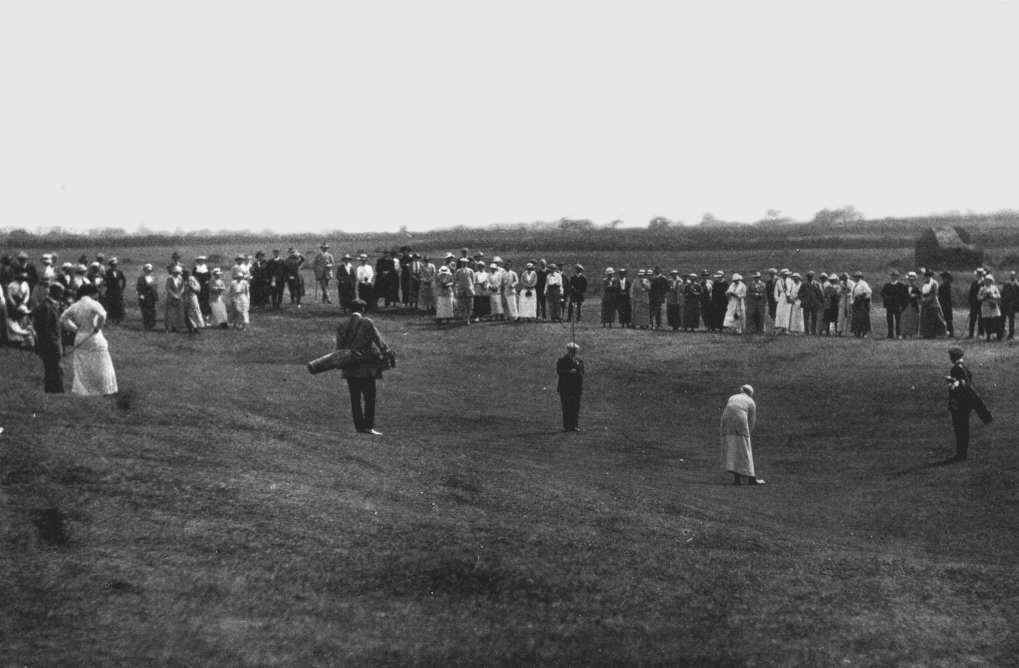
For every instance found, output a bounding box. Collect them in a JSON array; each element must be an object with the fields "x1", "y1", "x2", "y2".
[{"x1": 2, "y1": 1, "x2": 1017, "y2": 233}]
